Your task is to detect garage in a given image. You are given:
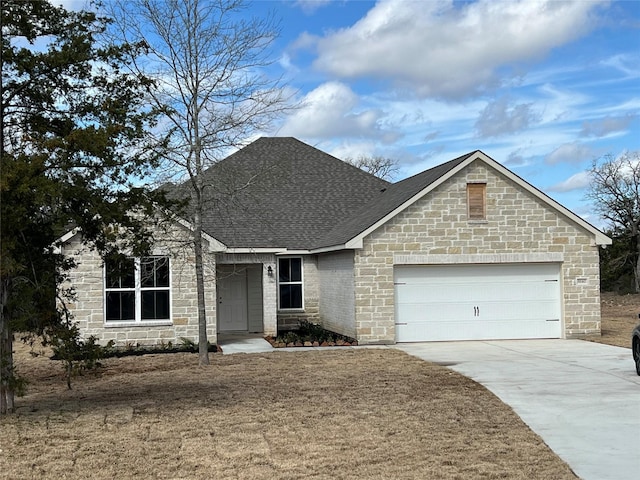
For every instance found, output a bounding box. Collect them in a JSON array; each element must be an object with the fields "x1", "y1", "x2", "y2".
[{"x1": 394, "y1": 263, "x2": 562, "y2": 342}]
